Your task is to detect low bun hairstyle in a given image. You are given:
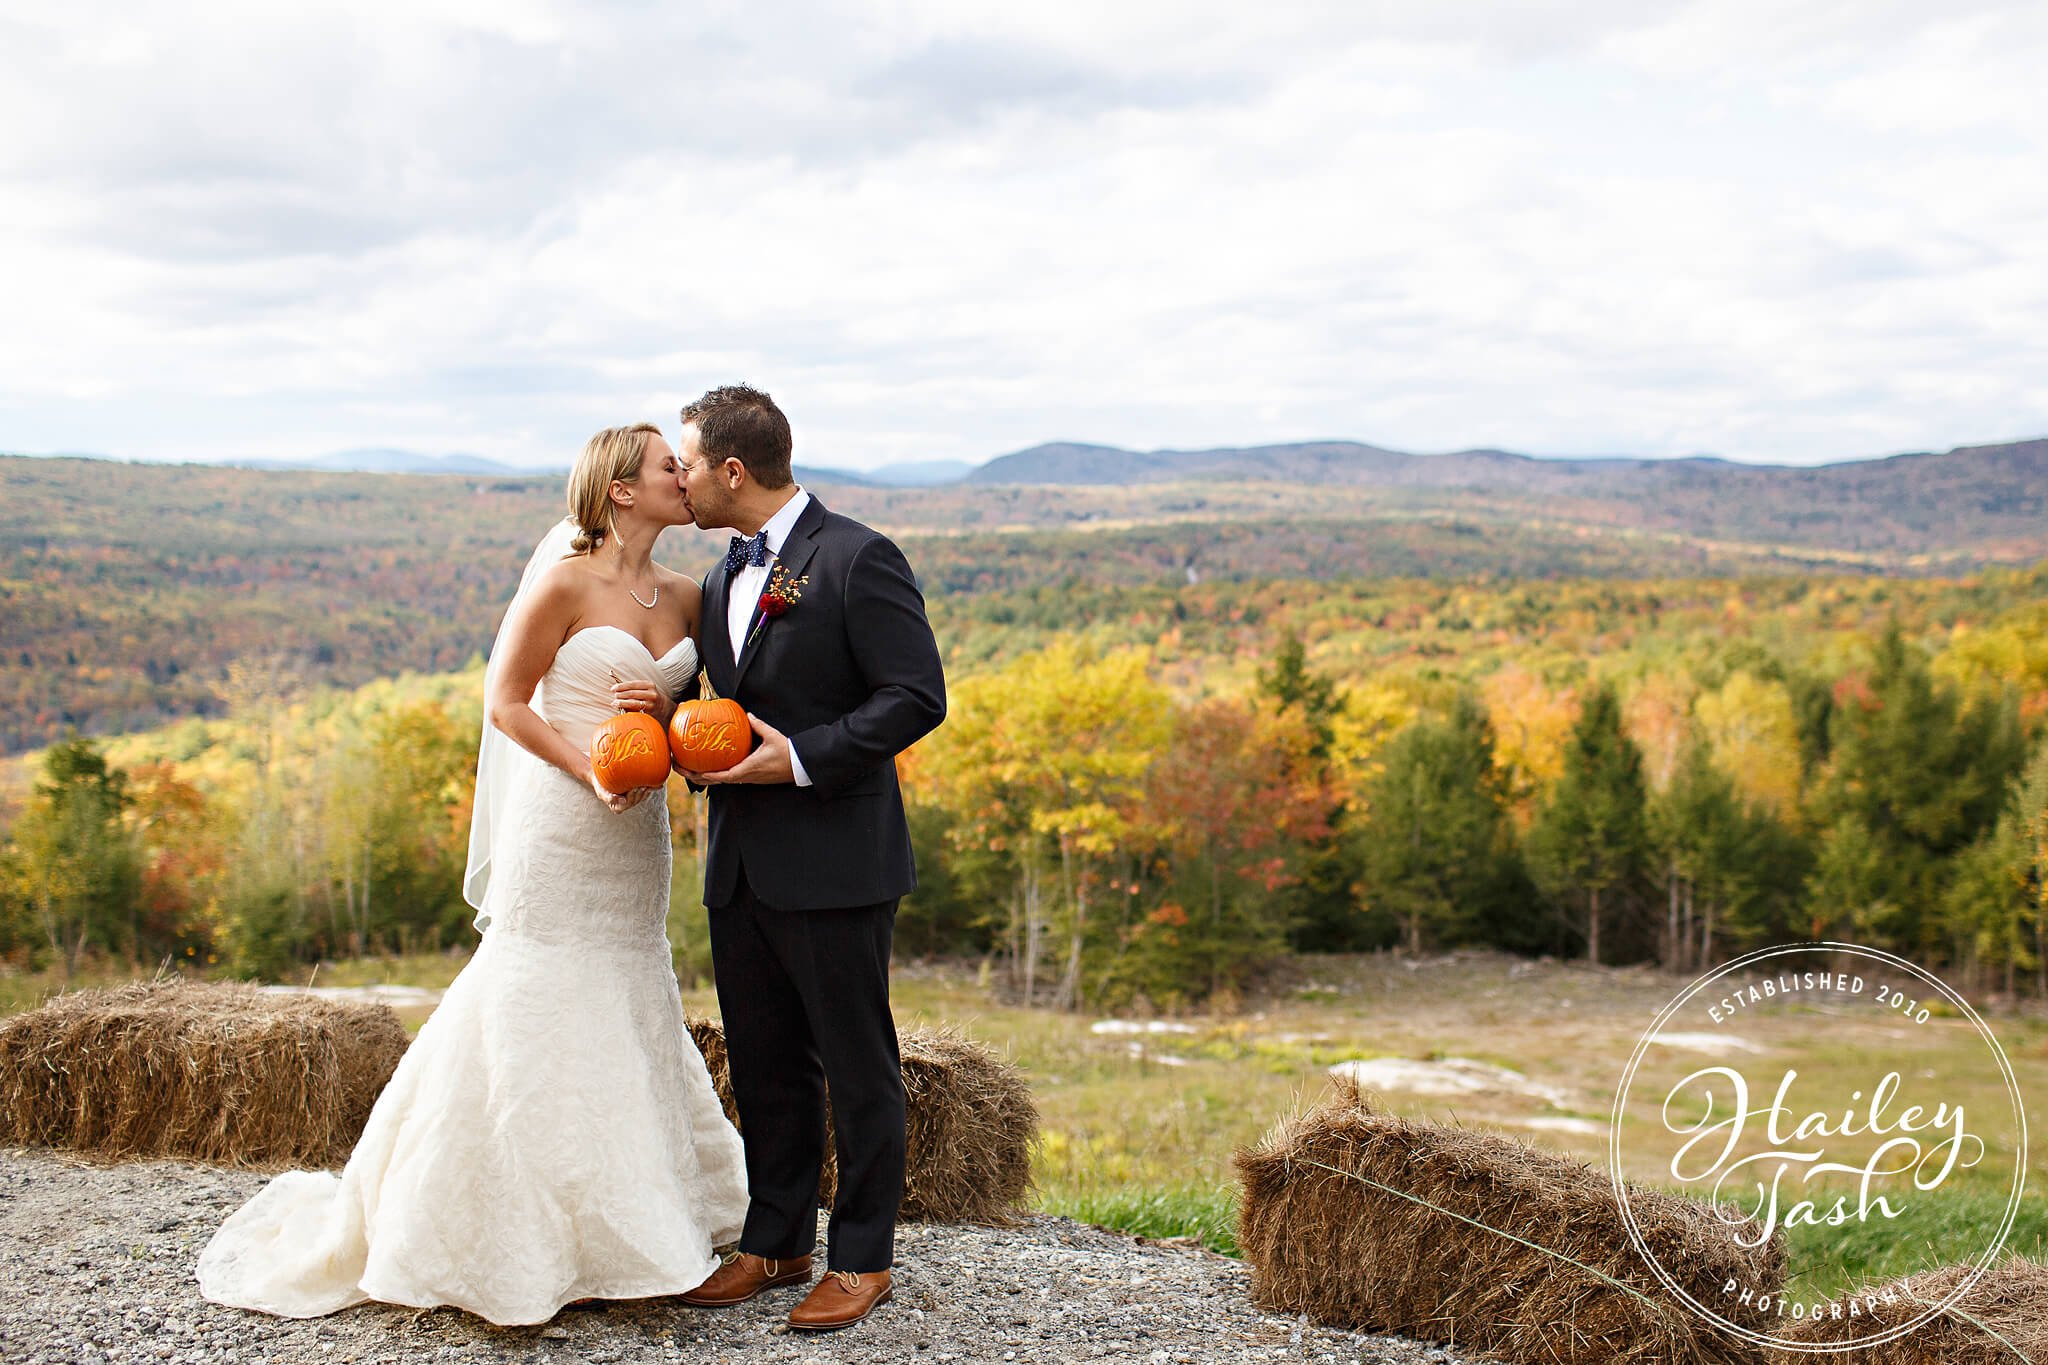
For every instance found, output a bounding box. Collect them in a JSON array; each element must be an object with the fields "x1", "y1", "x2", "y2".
[{"x1": 566, "y1": 422, "x2": 661, "y2": 553}]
